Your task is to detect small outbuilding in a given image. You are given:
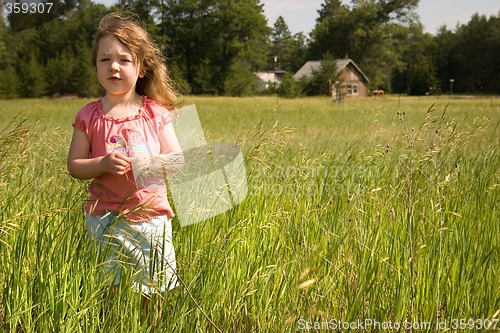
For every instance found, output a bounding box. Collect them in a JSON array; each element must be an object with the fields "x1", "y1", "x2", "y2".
[
  {"x1": 294, "y1": 59, "x2": 370, "y2": 98},
  {"x1": 255, "y1": 70, "x2": 286, "y2": 91}
]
